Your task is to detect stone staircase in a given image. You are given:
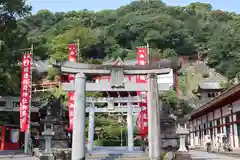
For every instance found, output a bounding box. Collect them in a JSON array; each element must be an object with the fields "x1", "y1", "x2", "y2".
[{"x1": 86, "y1": 152, "x2": 149, "y2": 160}]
